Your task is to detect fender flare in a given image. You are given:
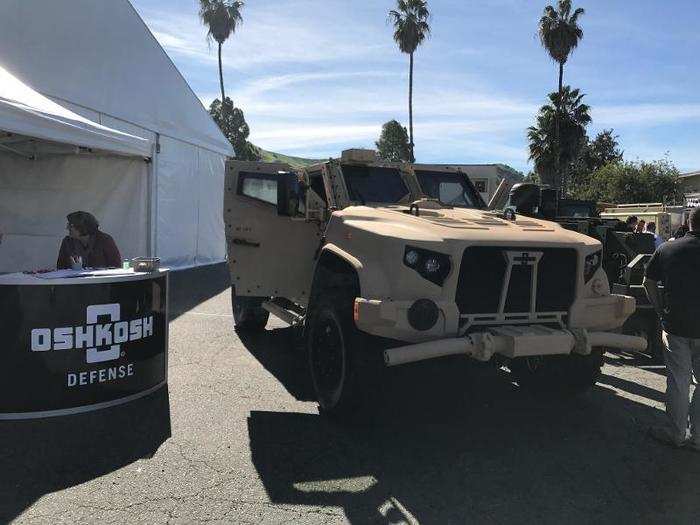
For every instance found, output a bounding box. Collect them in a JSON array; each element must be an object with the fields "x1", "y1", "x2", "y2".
[
  {"x1": 319, "y1": 243, "x2": 363, "y2": 272},
  {"x1": 313, "y1": 244, "x2": 391, "y2": 299}
]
